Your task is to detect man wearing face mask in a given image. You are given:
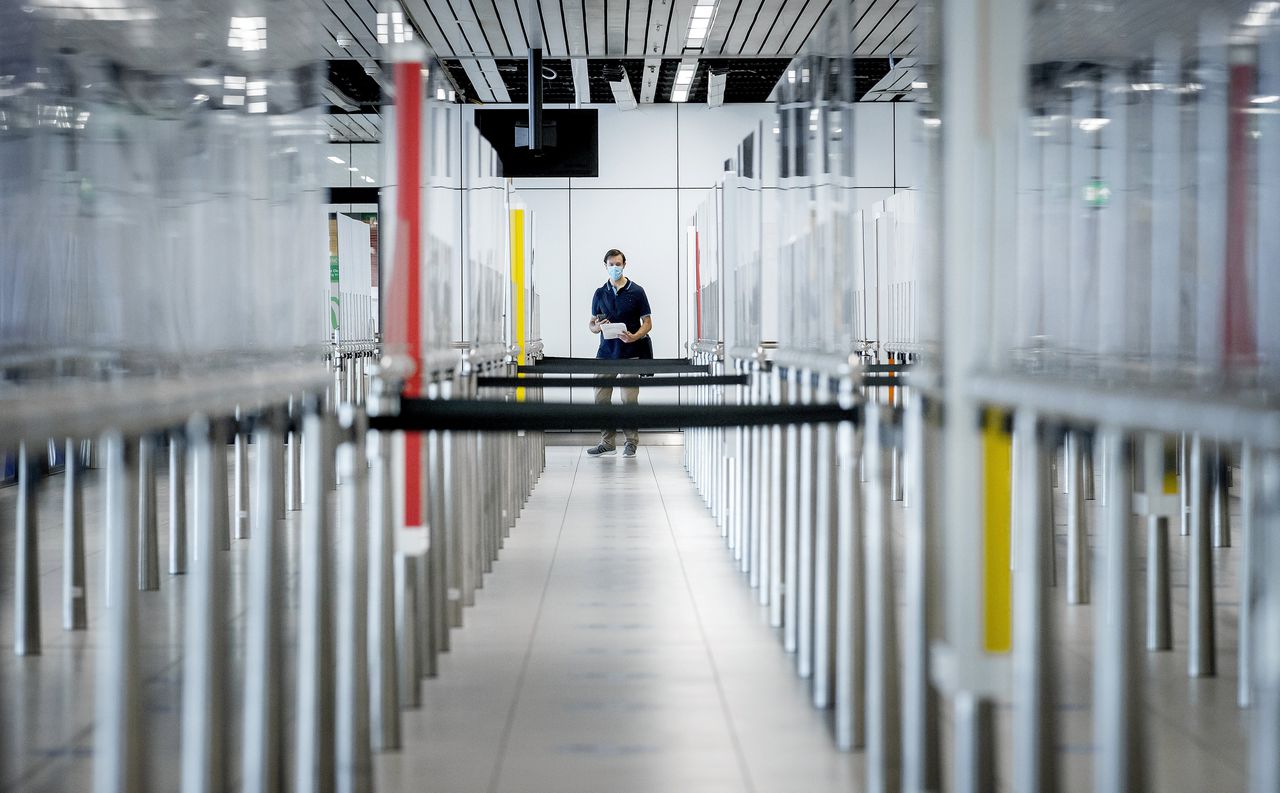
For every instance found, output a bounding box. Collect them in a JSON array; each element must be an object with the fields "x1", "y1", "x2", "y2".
[{"x1": 586, "y1": 248, "x2": 654, "y2": 458}]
